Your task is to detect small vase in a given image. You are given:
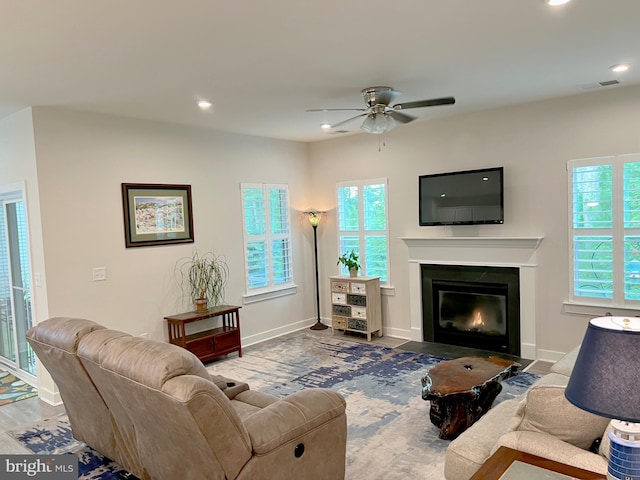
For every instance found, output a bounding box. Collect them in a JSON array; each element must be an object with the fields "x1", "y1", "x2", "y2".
[
  {"x1": 349, "y1": 267, "x2": 358, "y2": 277},
  {"x1": 195, "y1": 298, "x2": 208, "y2": 311}
]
